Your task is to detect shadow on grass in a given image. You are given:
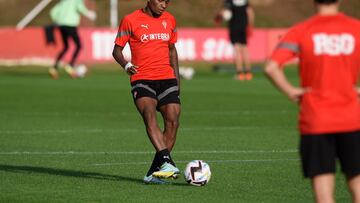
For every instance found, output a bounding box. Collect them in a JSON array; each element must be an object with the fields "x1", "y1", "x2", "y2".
[{"x1": 0, "y1": 164, "x2": 188, "y2": 186}]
